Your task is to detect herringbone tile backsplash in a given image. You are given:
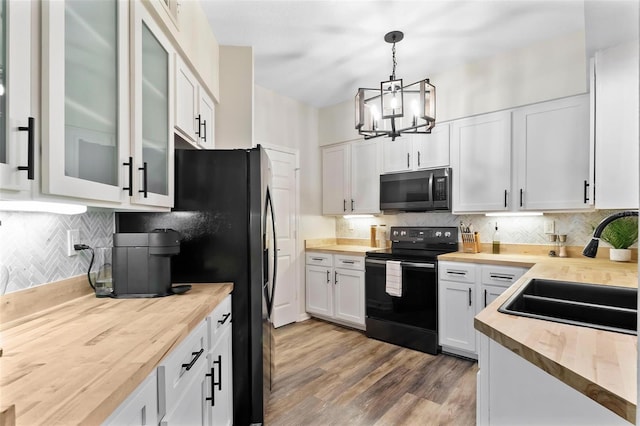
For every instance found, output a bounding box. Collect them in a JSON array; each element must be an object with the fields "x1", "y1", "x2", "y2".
[{"x1": 0, "y1": 210, "x2": 114, "y2": 295}]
